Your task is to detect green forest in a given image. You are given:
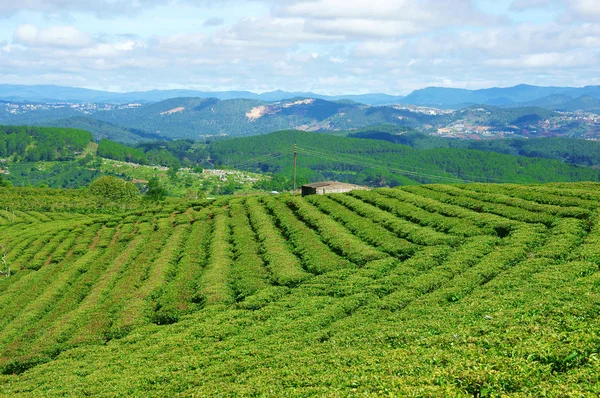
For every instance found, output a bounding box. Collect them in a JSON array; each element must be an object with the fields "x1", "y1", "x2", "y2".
[
  {"x1": 4, "y1": 124, "x2": 600, "y2": 194},
  {"x1": 0, "y1": 126, "x2": 91, "y2": 162},
  {"x1": 209, "y1": 130, "x2": 600, "y2": 190},
  {"x1": 351, "y1": 125, "x2": 600, "y2": 167}
]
